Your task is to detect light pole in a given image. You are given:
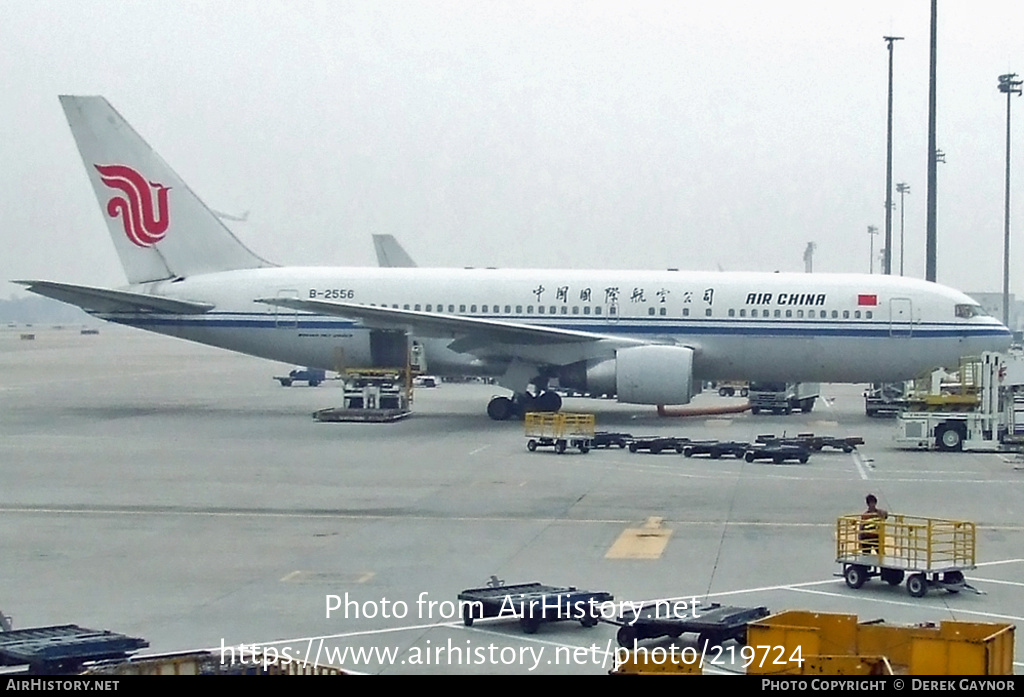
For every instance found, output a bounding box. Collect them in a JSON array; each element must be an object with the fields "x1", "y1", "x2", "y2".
[
  {"x1": 883, "y1": 36, "x2": 903, "y2": 275},
  {"x1": 868, "y1": 225, "x2": 879, "y2": 274},
  {"x1": 896, "y1": 182, "x2": 910, "y2": 275},
  {"x1": 999, "y1": 73, "x2": 1022, "y2": 328},
  {"x1": 925, "y1": 0, "x2": 937, "y2": 282}
]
